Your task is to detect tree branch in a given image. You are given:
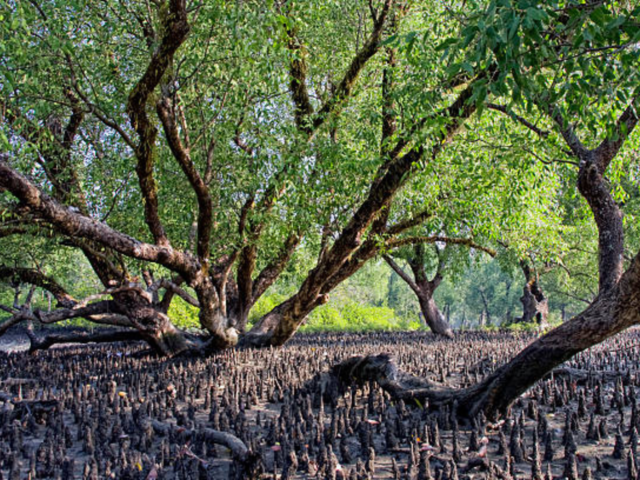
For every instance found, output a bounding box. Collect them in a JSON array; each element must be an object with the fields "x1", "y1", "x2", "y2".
[
  {"x1": 386, "y1": 235, "x2": 496, "y2": 257},
  {"x1": 0, "y1": 158, "x2": 199, "y2": 277},
  {"x1": 593, "y1": 96, "x2": 639, "y2": 172},
  {"x1": 383, "y1": 255, "x2": 420, "y2": 294},
  {"x1": 29, "y1": 329, "x2": 144, "y2": 352},
  {"x1": 157, "y1": 97, "x2": 213, "y2": 261},
  {"x1": 286, "y1": 29, "x2": 314, "y2": 131},
  {"x1": 0, "y1": 310, "x2": 33, "y2": 336},
  {"x1": 309, "y1": 0, "x2": 392, "y2": 135},
  {"x1": 386, "y1": 209, "x2": 434, "y2": 236},
  {"x1": 252, "y1": 233, "x2": 301, "y2": 303},
  {"x1": 155, "y1": 279, "x2": 200, "y2": 308},
  {"x1": 547, "y1": 105, "x2": 588, "y2": 158},
  {"x1": 126, "y1": 0, "x2": 190, "y2": 247},
  {"x1": 0, "y1": 266, "x2": 75, "y2": 308},
  {"x1": 486, "y1": 103, "x2": 549, "y2": 138}
]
